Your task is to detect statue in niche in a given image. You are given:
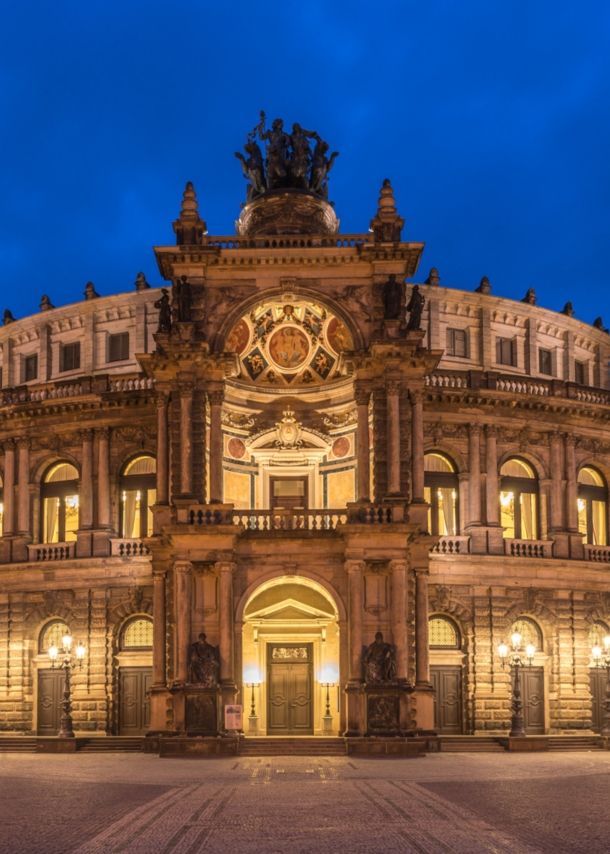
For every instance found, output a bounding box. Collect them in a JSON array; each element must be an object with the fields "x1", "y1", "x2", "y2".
[
  {"x1": 363, "y1": 632, "x2": 397, "y2": 684},
  {"x1": 235, "y1": 139, "x2": 266, "y2": 202},
  {"x1": 174, "y1": 275, "x2": 192, "y2": 323},
  {"x1": 383, "y1": 274, "x2": 403, "y2": 320},
  {"x1": 310, "y1": 139, "x2": 339, "y2": 200},
  {"x1": 154, "y1": 288, "x2": 172, "y2": 334},
  {"x1": 405, "y1": 285, "x2": 425, "y2": 331},
  {"x1": 188, "y1": 632, "x2": 219, "y2": 687}
]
